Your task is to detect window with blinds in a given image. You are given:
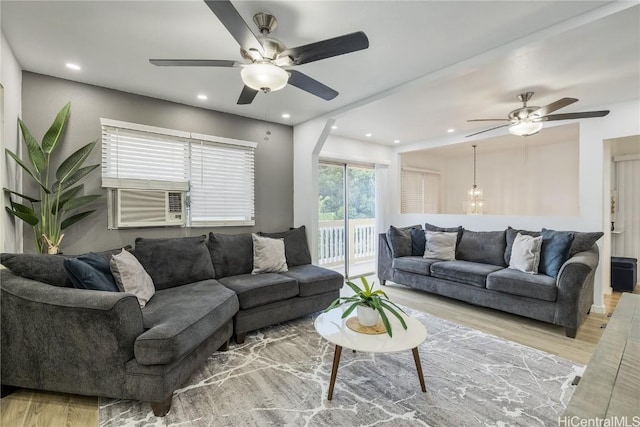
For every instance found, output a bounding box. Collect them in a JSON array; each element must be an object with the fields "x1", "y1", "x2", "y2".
[
  {"x1": 401, "y1": 168, "x2": 440, "y2": 214},
  {"x1": 101, "y1": 119, "x2": 256, "y2": 227}
]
